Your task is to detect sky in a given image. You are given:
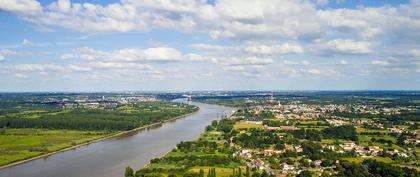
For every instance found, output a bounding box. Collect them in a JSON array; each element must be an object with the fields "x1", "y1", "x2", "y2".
[{"x1": 0, "y1": 0, "x2": 419, "y2": 92}]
